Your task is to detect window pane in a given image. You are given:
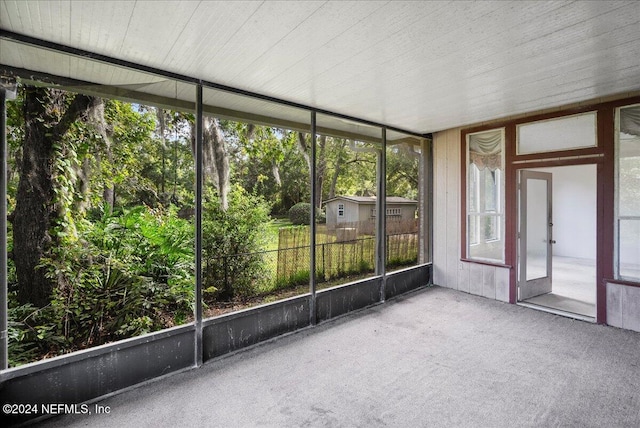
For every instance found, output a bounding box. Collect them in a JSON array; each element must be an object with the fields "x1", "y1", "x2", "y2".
[
  {"x1": 467, "y1": 129, "x2": 504, "y2": 262},
  {"x1": 526, "y1": 179, "x2": 549, "y2": 280},
  {"x1": 517, "y1": 112, "x2": 597, "y2": 155},
  {"x1": 619, "y1": 219, "x2": 640, "y2": 280},
  {"x1": 616, "y1": 105, "x2": 640, "y2": 280},
  {"x1": 618, "y1": 110, "x2": 640, "y2": 217},
  {"x1": 469, "y1": 164, "x2": 479, "y2": 213},
  {"x1": 484, "y1": 169, "x2": 498, "y2": 212},
  {"x1": 481, "y1": 215, "x2": 499, "y2": 242},
  {"x1": 316, "y1": 114, "x2": 379, "y2": 287},
  {"x1": 469, "y1": 215, "x2": 479, "y2": 246},
  {"x1": 385, "y1": 132, "x2": 424, "y2": 272},
  {"x1": 7, "y1": 78, "x2": 196, "y2": 367},
  {"x1": 201, "y1": 87, "x2": 311, "y2": 316}
]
